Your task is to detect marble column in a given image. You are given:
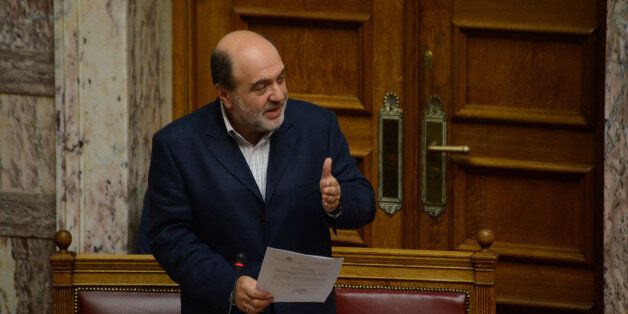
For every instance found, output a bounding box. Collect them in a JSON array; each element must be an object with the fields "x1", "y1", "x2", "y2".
[
  {"x1": 54, "y1": 0, "x2": 171, "y2": 254},
  {"x1": 604, "y1": 0, "x2": 627, "y2": 312},
  {"x1": 0, "y1": 1, "x2": 56, "y2": 313}
]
